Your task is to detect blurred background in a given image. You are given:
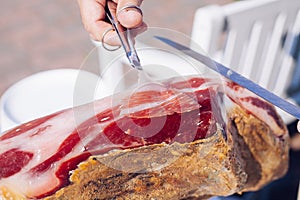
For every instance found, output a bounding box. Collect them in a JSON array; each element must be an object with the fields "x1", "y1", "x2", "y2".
[{"x1": 0, "y1": 0, "x2": 232, "y2": 96}]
